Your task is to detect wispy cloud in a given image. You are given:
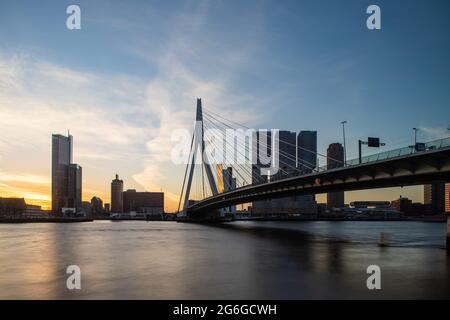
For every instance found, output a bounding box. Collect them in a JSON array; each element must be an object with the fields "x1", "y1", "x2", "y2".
[
  {"x1": 0, "y1": 2, "x2": 272, "y2": 211},
  {"x1": 126, "y1": 3, "x2": 269, "y2": 209},
  {"x1": 0, "y1": 171, "x2": 49, "y2": 184},
  {"x1": 0, "y1": 41, "x2": 266, "y2": 211},
  {"x1": 420, "y1": 126, "x2": 450, "y2": 140}
]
